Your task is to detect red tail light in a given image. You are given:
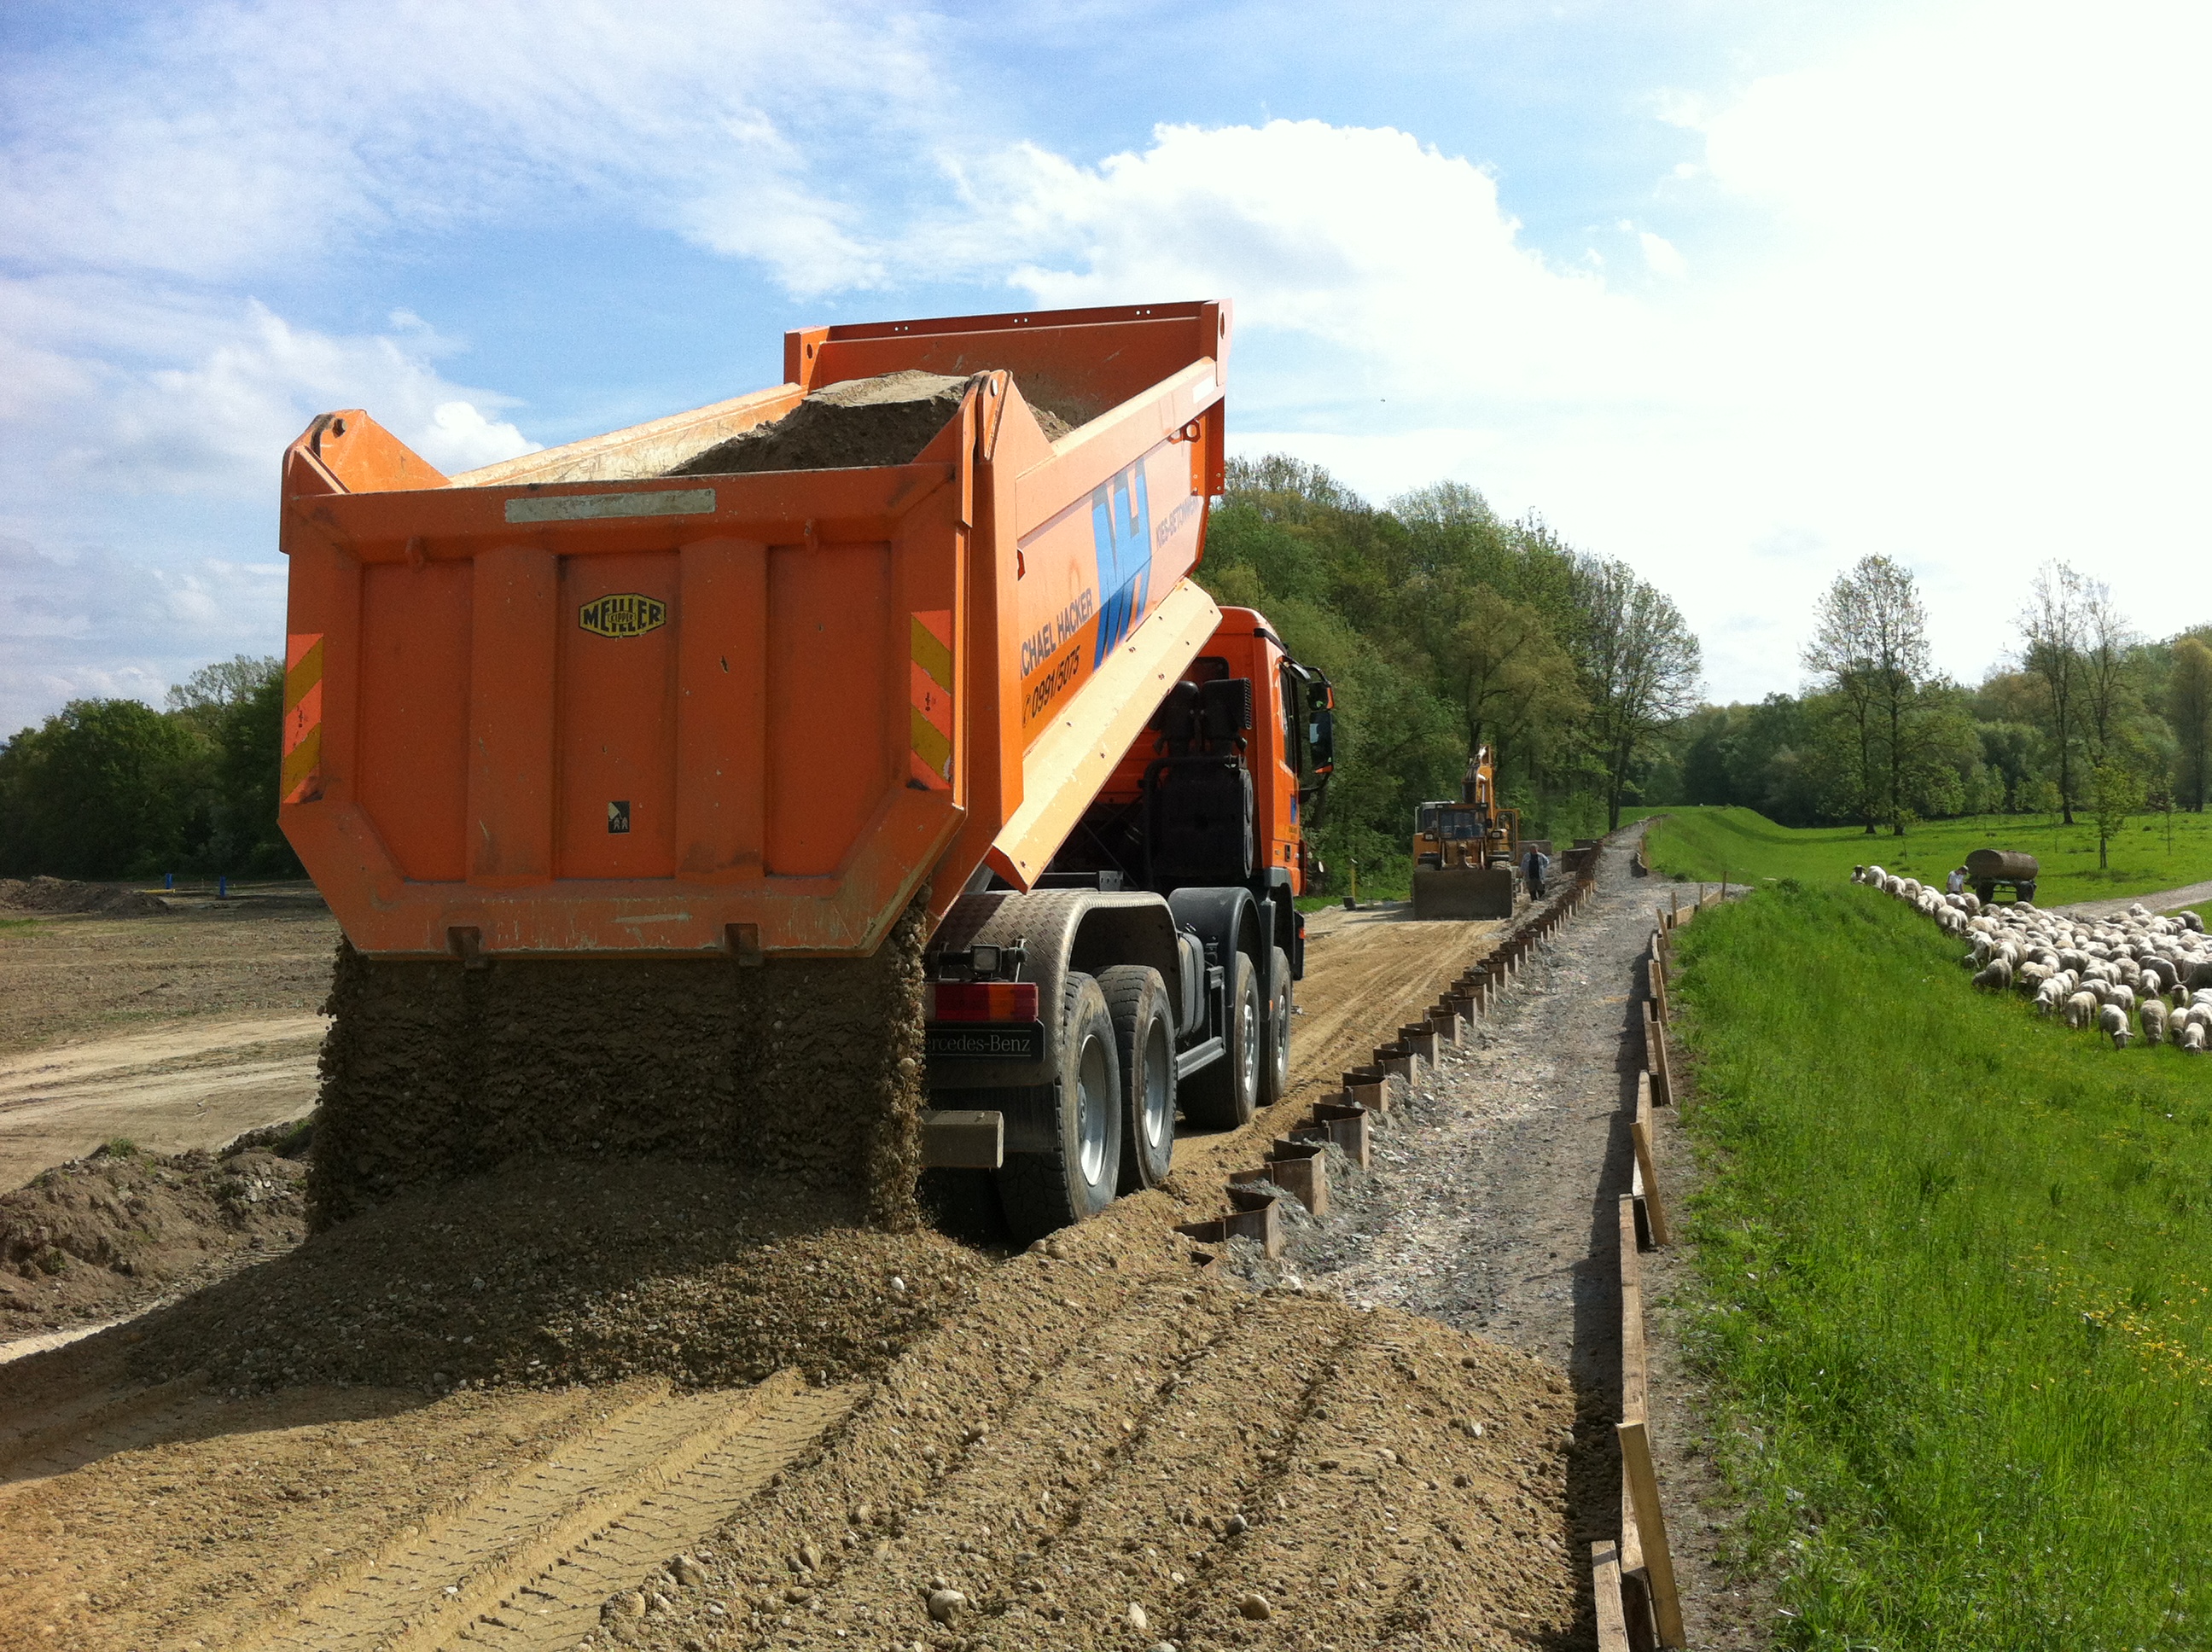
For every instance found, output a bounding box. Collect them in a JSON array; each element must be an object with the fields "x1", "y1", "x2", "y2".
[{"x1": 929, "y1": 981, "x2": 1040, "y2": 1021}]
